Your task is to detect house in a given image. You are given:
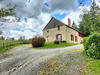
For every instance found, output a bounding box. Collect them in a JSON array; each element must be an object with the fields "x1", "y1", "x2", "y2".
[{"x1": 43, "y1": 17, "x2": 84, "y2": 43}]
